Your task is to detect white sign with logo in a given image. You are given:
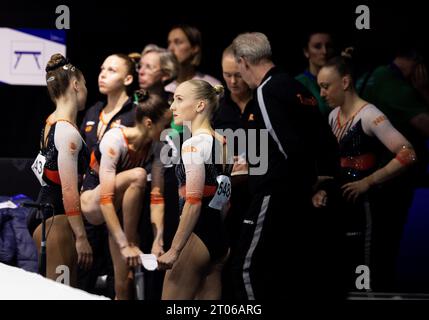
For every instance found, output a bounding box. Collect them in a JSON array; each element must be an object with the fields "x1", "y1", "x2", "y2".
[{"x1": 0, "y1": 28, "x2": 66, "y2": 86}]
